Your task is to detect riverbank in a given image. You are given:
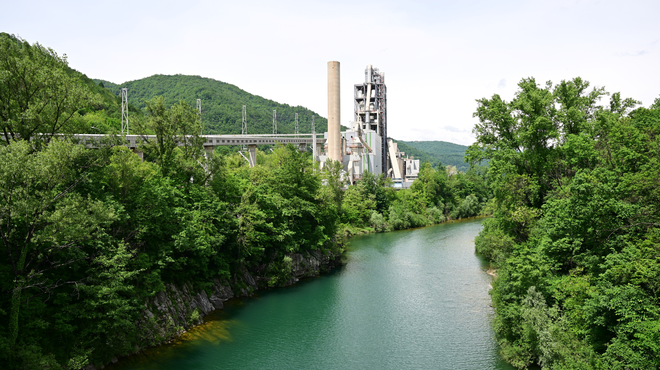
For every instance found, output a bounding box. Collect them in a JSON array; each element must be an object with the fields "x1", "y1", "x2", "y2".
[
  {"x1": 99, "y1": 216, "x2": 492, "y2": 370},
  {"x1": 106, "y1": 218, "x2": 514, "y2": 370},
  {"x1": 87, "y1": 249, "x2": 343, "y2": 370},
  {"x1": 338, "y1": 213, "x2": 492, "y2": 239}
]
